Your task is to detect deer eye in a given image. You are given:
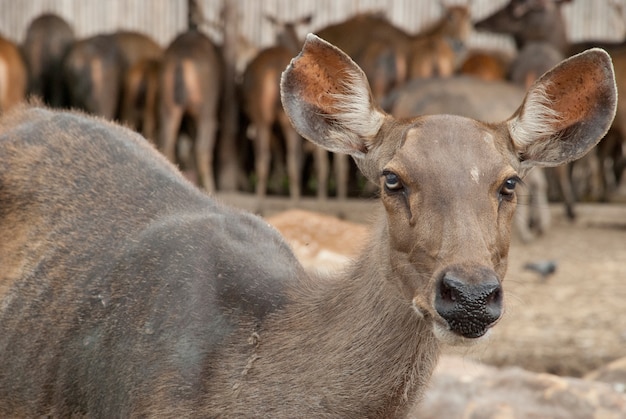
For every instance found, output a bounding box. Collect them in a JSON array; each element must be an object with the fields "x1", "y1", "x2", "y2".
[
  {"x1": 383, "y1": 171, "x2": 403, "y2": 192},
  {"x1": 500, "y1": 176, "x2": 520, "y2": 200}
]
